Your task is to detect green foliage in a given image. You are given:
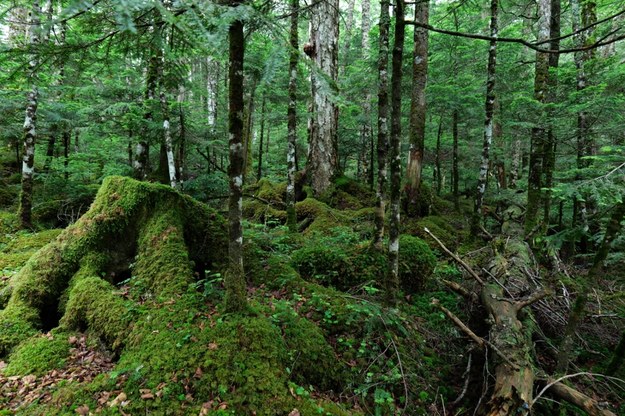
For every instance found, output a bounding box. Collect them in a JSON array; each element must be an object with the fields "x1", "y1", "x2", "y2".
[{"x1": 4, "y1": 332, "x2": 72, "y2": 376}]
